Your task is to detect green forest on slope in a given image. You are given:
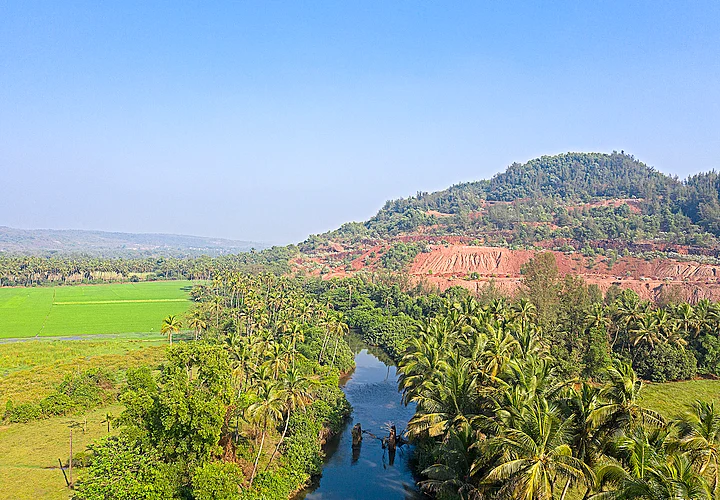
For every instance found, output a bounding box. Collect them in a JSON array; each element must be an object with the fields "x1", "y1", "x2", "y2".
[{"x1": 303, "y1": 152, "x2": 720, "y2": 252}]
